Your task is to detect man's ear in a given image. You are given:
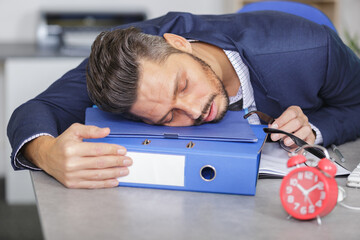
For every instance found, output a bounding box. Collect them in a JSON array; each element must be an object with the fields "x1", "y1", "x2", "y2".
[{"x1": 163, "y1": 33, "x2": 192, "y2": 53}]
